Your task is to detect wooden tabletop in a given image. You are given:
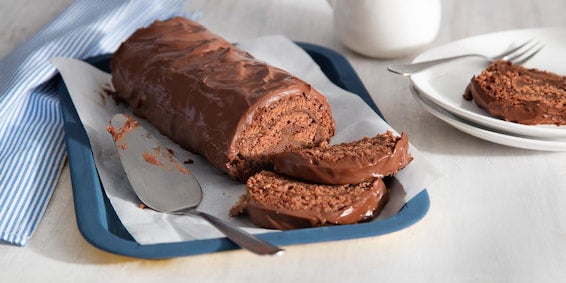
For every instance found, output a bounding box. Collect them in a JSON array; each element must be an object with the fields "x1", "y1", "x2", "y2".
[{"x1": 1, "y1": 0, "x2": 566, "y2": 281}]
